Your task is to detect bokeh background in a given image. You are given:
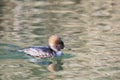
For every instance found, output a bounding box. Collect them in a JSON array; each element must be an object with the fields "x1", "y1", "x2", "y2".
[{"x1": 0, "y1": 0, "x2": 120, "y2": 80}]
